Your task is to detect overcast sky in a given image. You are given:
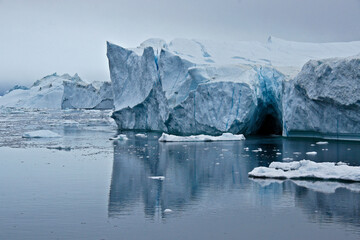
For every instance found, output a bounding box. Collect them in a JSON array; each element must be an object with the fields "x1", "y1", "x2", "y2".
[{"x1": 0, "y1": 0, "x2": 360, "y2": 92}]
